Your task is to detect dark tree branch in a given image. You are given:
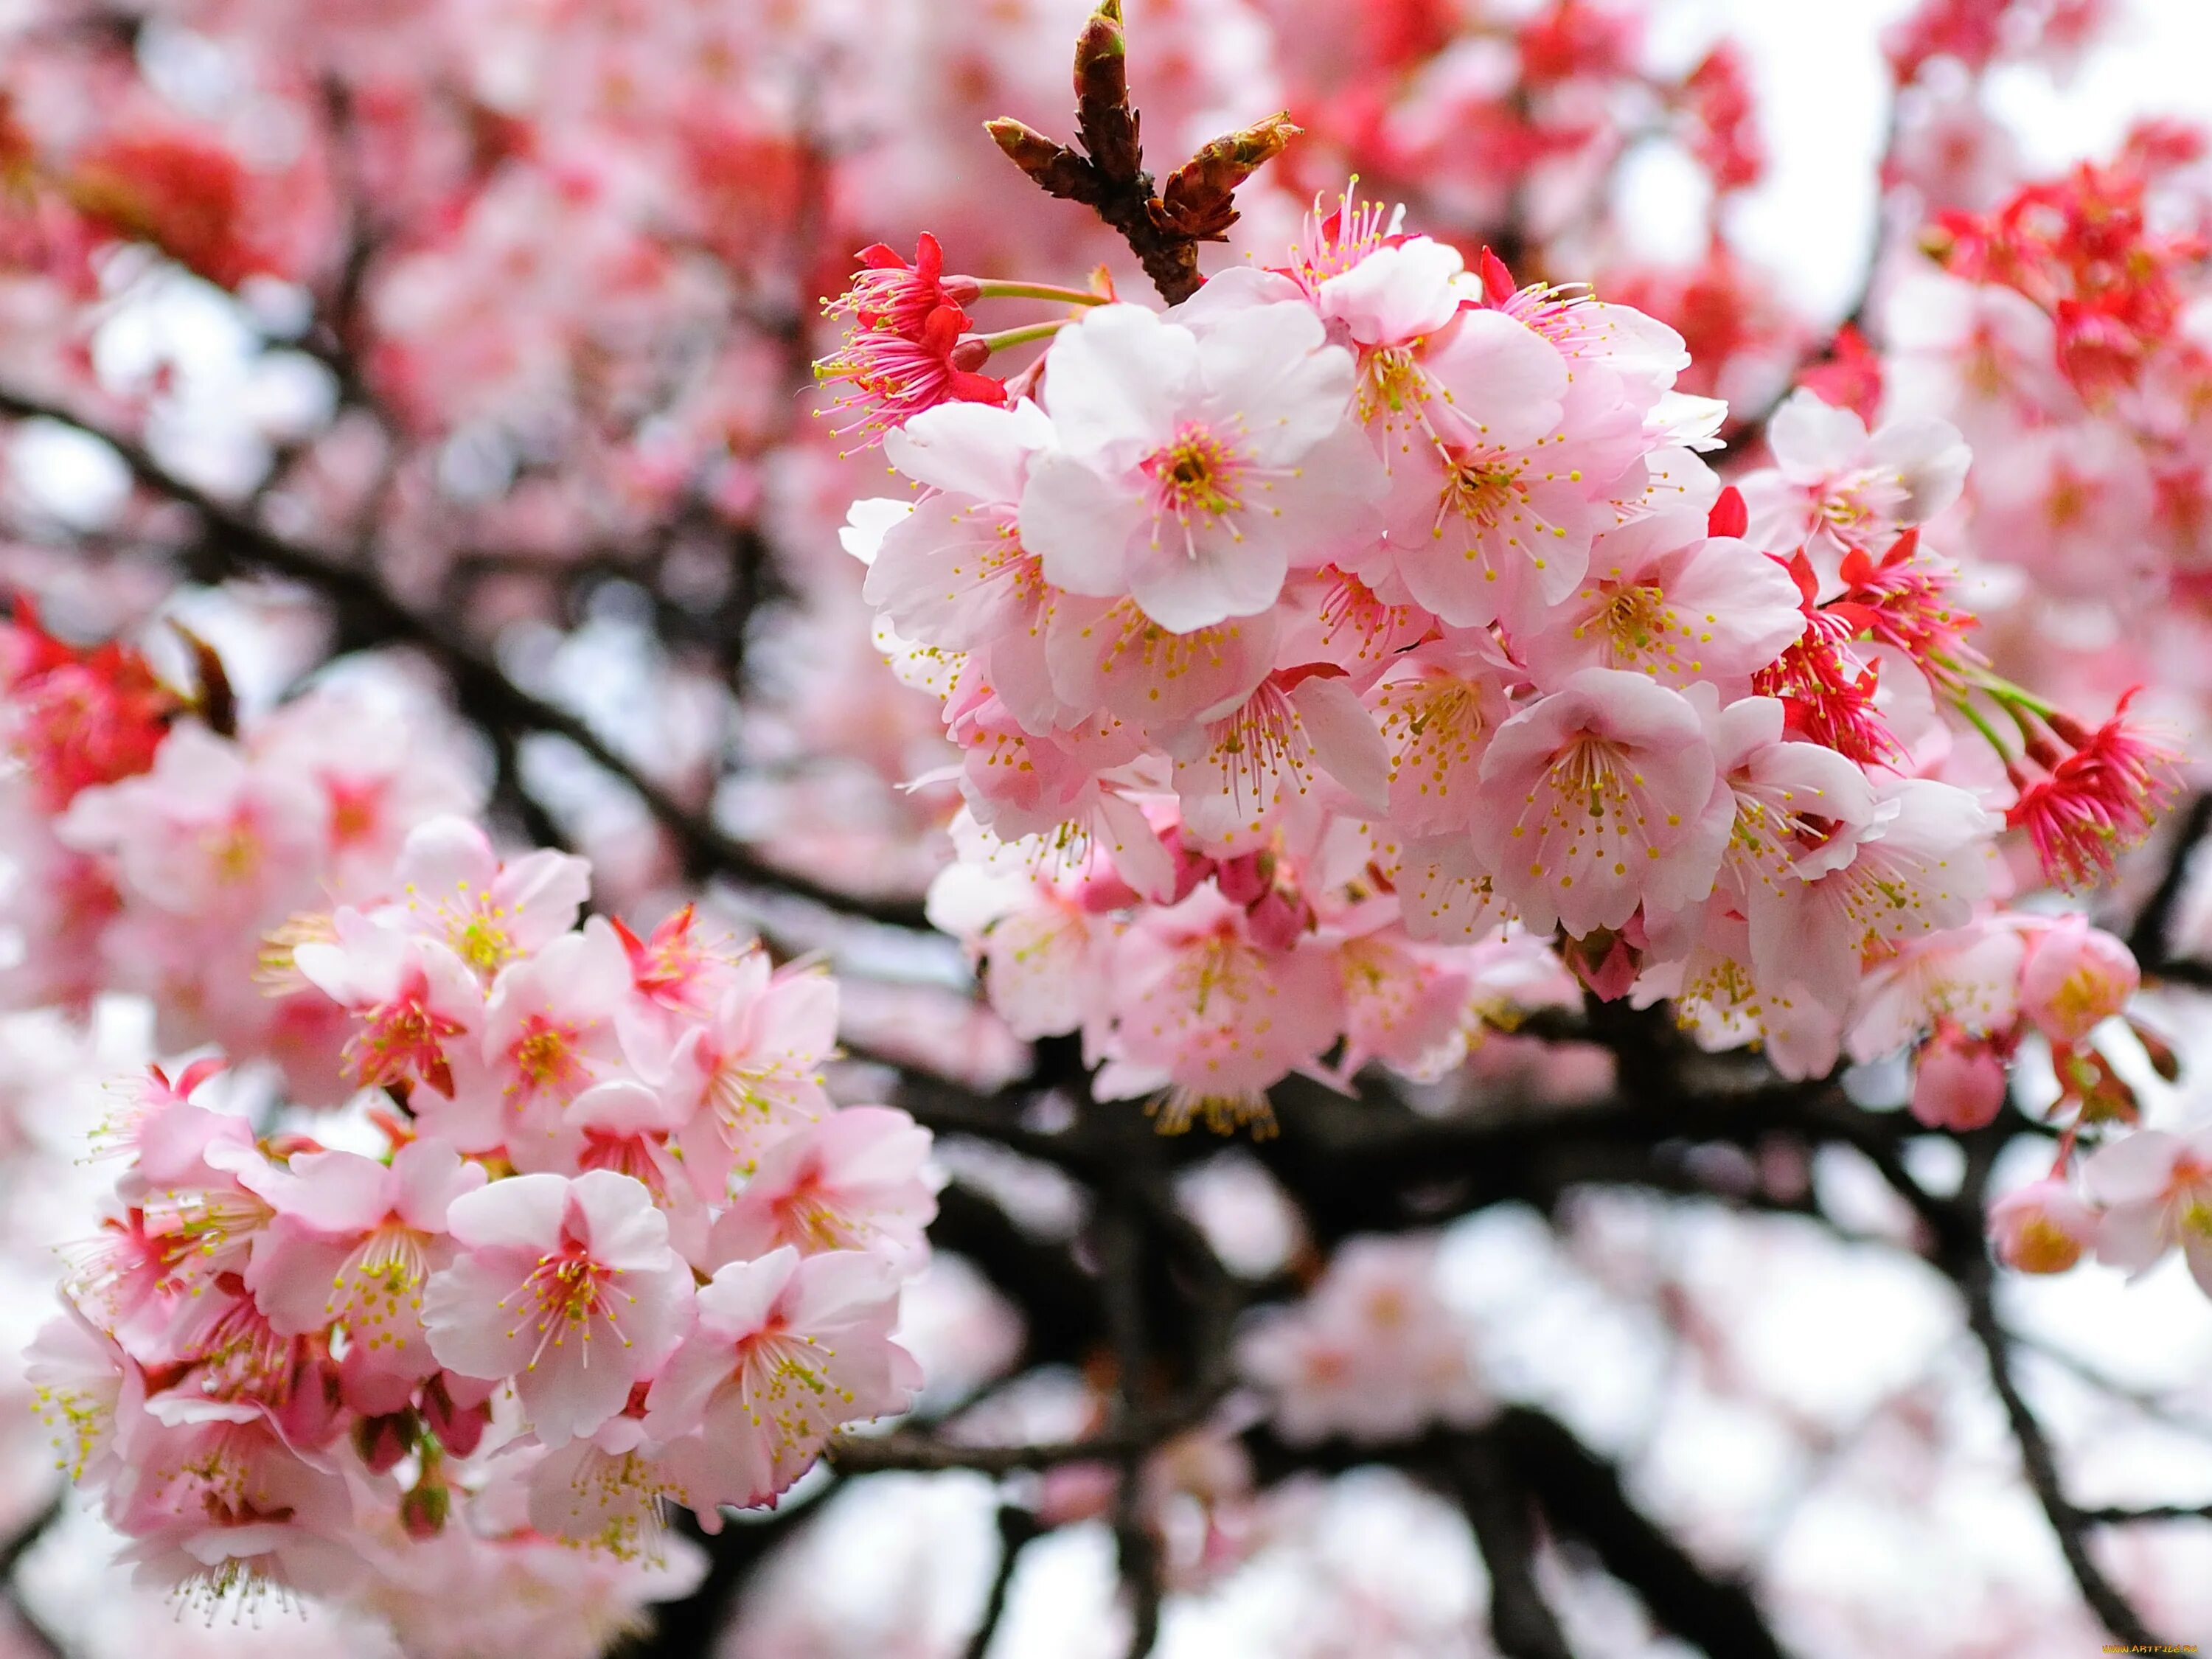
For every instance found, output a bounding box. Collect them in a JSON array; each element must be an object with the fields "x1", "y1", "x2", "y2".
[
  {"x1": 0, "y1": 380, "x2": 931, "y2": 933},
  {"x1": 1447, "y1": 1434, "x2": 1576, "y2": 1659},
  {"x1": 1955, "y1": 1253, "x2": 2164, "y2": 1649},
  {"x1": 1493, "y1": 1408, "x2": 1787, "y2": 1659},
  {"x1": 964, "y1": 1505, "x2": 1043, "y2": 1659}
]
